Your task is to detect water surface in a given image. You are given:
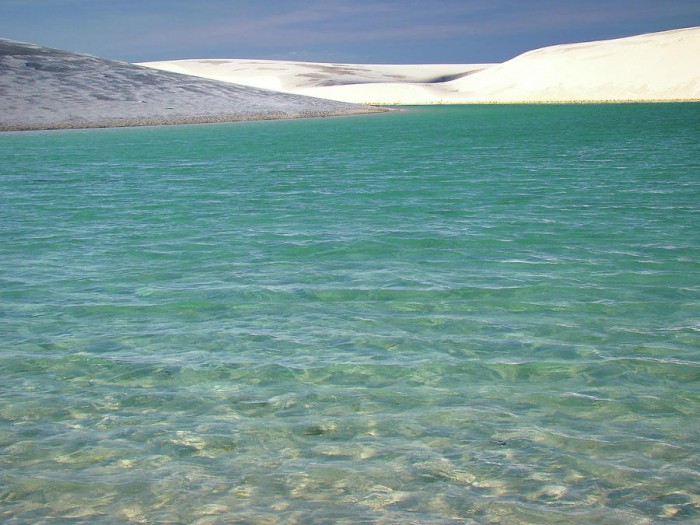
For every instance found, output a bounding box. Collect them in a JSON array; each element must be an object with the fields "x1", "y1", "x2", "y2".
[{"x1": 1, "y1": 104, "x2": 699, "y2": 523}]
